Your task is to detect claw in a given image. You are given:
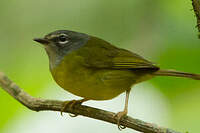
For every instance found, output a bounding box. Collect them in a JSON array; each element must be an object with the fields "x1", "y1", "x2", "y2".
[
  {"x1": 69, "y1": 113, "x2": 78, "y2": 117},
  {"x1": 60, "y1": 99, "x2": 88, "y2": 117},
  {"x1": 61, "y1": 101, "x2": 71, "y2": 116},
  {"x1": 113, "y1": 89, "x2": 130, "y2": 130},
  {"x1": 114, "y1": 111, "x2": 127, "y2": 130}
]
